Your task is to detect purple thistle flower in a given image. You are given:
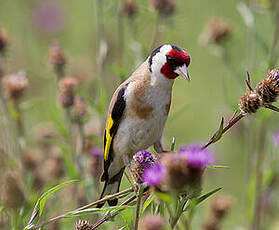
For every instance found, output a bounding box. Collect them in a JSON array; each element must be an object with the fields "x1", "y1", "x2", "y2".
[
  {"x1": 32, "y1": 0, "x2": 66, "y2": 34},
  {"x1": 142, "y1": 163, "x2": 166, "y2": 186},
  {"x1": 180, "y1": 144, "x2": 214, "y2": 168},
  {"x1": 90, "y1": 148, "x2": 103, "y2": 158},
  {"x1": 273, "y1": 131, "x2": 279, "y2": 146},
  {"x1": 133, "y1": 150, "x2": 156, "y2": 170}
]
